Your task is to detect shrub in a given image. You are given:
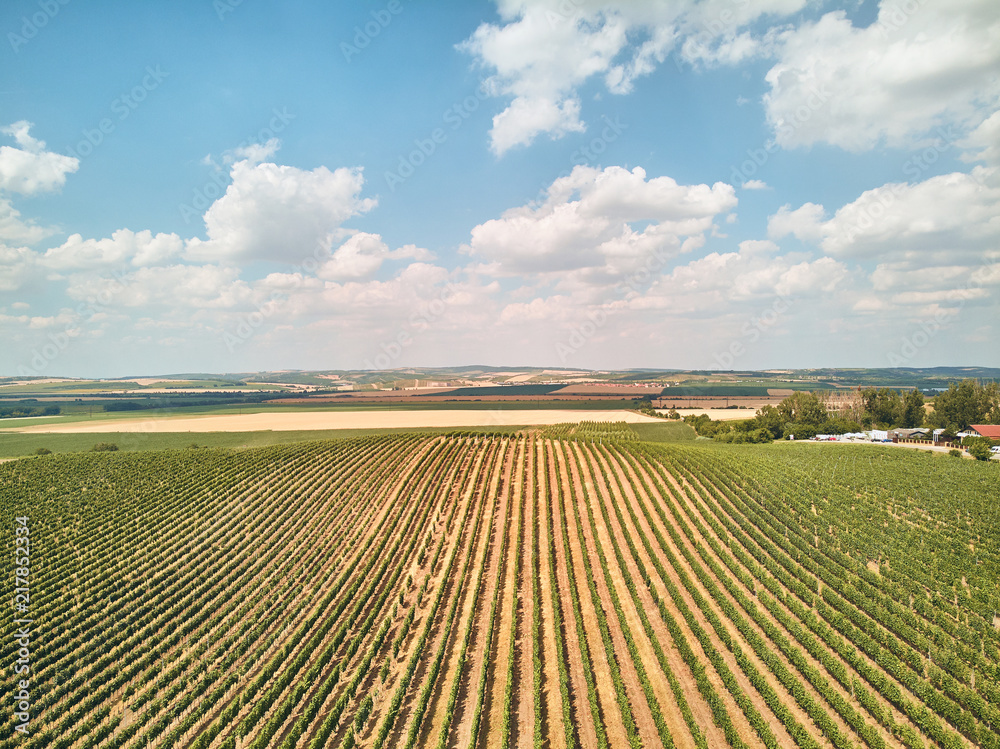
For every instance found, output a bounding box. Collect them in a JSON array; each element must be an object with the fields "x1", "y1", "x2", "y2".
[
  {"x1": 967, "y1": 437, "x2": 993, "y2": 461},
  {"x1": 948, "y1": 449, "x2": 963, "y2": 458},
  {"x1": 91, "y1": 442, "x2": 119, "y2": 452},
  {"x1": 35, "y1": 447, "x2": 52, "y2": 455}
]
